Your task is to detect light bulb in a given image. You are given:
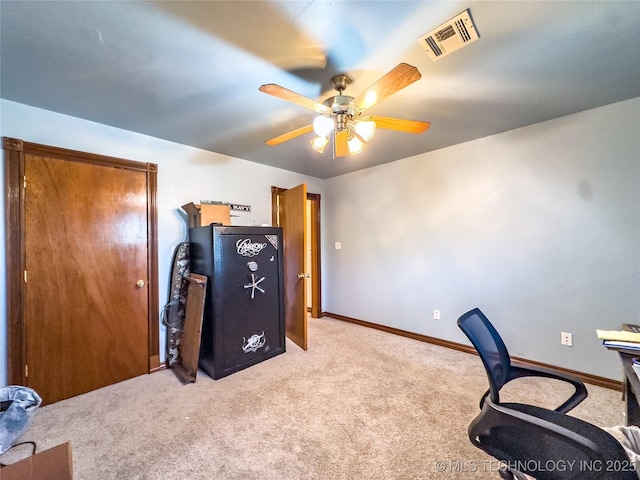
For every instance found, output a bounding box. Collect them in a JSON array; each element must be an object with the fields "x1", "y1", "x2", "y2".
[
  {"x1": 310, "y1": 136, "x2": 329, "y2": 153},
  {"x1": 313, "y1": 116, "x2": 334, "y2": 137},
  {"x1": 354, "y1": 120, "x2": 376, "y2": 141},
  {"x1": 360, "y1": 91, "x2": 378, "y2": 110},
  {"x1": 347, "y1": 135, "x2": 364, "y2": 155}
]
